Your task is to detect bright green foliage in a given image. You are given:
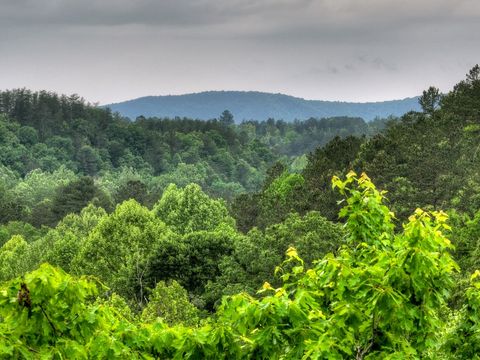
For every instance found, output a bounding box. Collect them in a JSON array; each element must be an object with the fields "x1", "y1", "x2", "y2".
[
  {"x1": 0, "y1": 235, "x2": 30, "y2": 281},
  {"x1": 444, "y1": 271, "x2": 480, "y2": 359},
  {"x1": 332, "y1": 171, "x2": 395, "y2": 246},
  {"x1": 208, "y1": 172, "x2": 458, "y2": 358},
  {"x1": 290, "y1": 154, "x2": 308, "y2": 172},
  {"x1": 310, "y1": 172, "x2": 457, "y2": 357},
  {"x1": 0, "y1": 264, "x2": 140, "y2": 359},
  {"x1": 74, "y1": 200, "x2": 174, "y2": 303},
  {"x1": 94, "y1": 292, "x2": 136, "y2": 323},
  {"x1": 40, "y1": 205, "x2": 107, "y2": 273},
  {"x1": 141, "y1": 280, "x2": 199, "y2": 326},
  {"x1": 153, "y1": 172, "x2": 457, "y2": 358},
  {"x1": 262, "y1": 171, "x2": 304, "y2": 206},
  {"x1": 448, "y1": 210, "x2": 480, "y2": 273},
  {"x1": 153, "y1": 183, "x2": 235, "y2": 234},
  {"x1": 4, "y1": 205, "x2": 109, "y2": 282},
  {"x1": 12, "y1": 167, "x2": 76, "y2": 211},
  {"x1": 0, "y1": 173, "x2": 469, "y2": 358},
  {"x1": 252, "y1": 170, "x2": 307, "y2": 229}
]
